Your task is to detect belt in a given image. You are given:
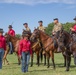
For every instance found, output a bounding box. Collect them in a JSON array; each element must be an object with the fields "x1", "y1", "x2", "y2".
[{"x1": 0, "y1": 48, "x2": 3, "y2": 49}]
